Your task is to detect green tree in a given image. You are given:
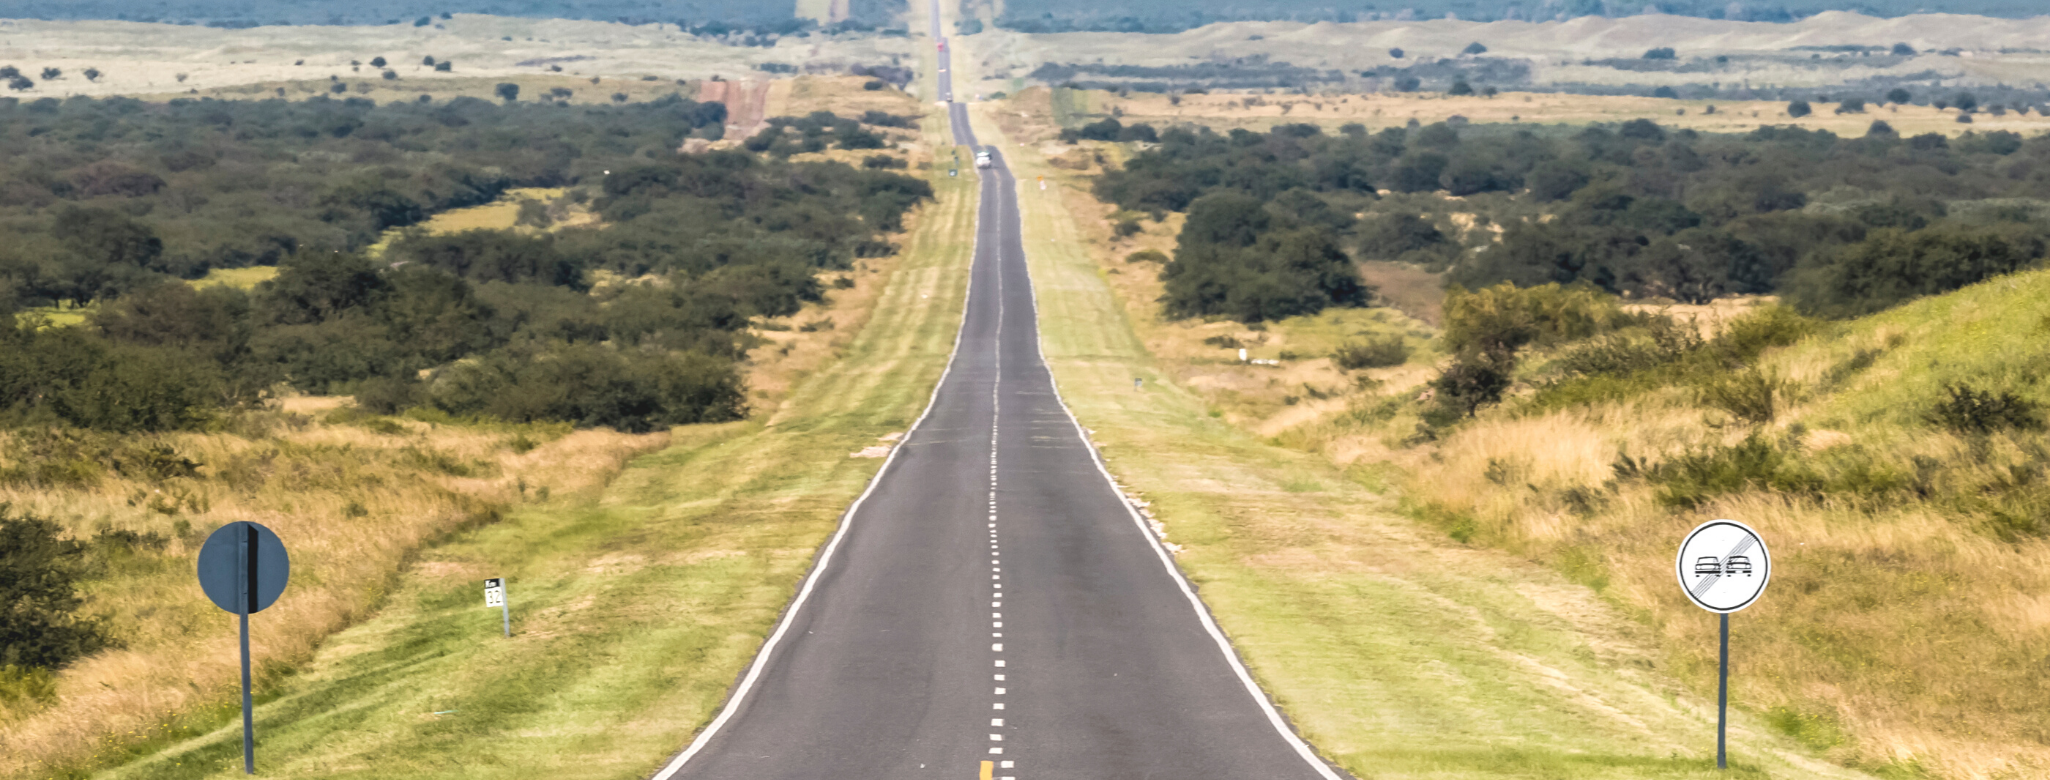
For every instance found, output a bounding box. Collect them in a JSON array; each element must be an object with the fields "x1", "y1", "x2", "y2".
[
  {"x1": 495, "y1": 82, "x2": 519, "y2": 102},
  {"x1": 52, "y1": 207, "x2": 163, "y2": 271},
  {"x1": 1644, "y1": 47, "x2": 1677, "y2": 60},
  {"x1": 1787, "y1": 100, "x2": 1812, "y2": 118},
  {"x1": 0, "y1": 507, "x2": 110, "y2": 670},
  {"x1": 1462, "y1": 42, "x2": 1488, "y2": 55},
  {"x1": 1886, "y1": 87, "x2": 1912, "y2": 104}
]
